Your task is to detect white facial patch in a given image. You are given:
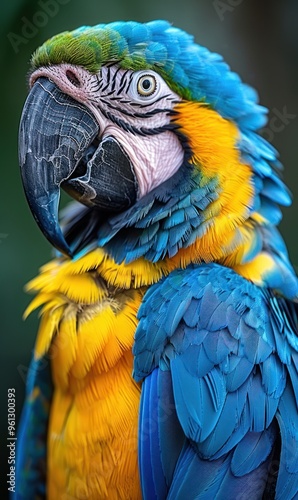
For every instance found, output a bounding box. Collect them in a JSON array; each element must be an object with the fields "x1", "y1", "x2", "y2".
[{"x1": 102, "y1": 125, "x2": 184, "y2": 197}]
